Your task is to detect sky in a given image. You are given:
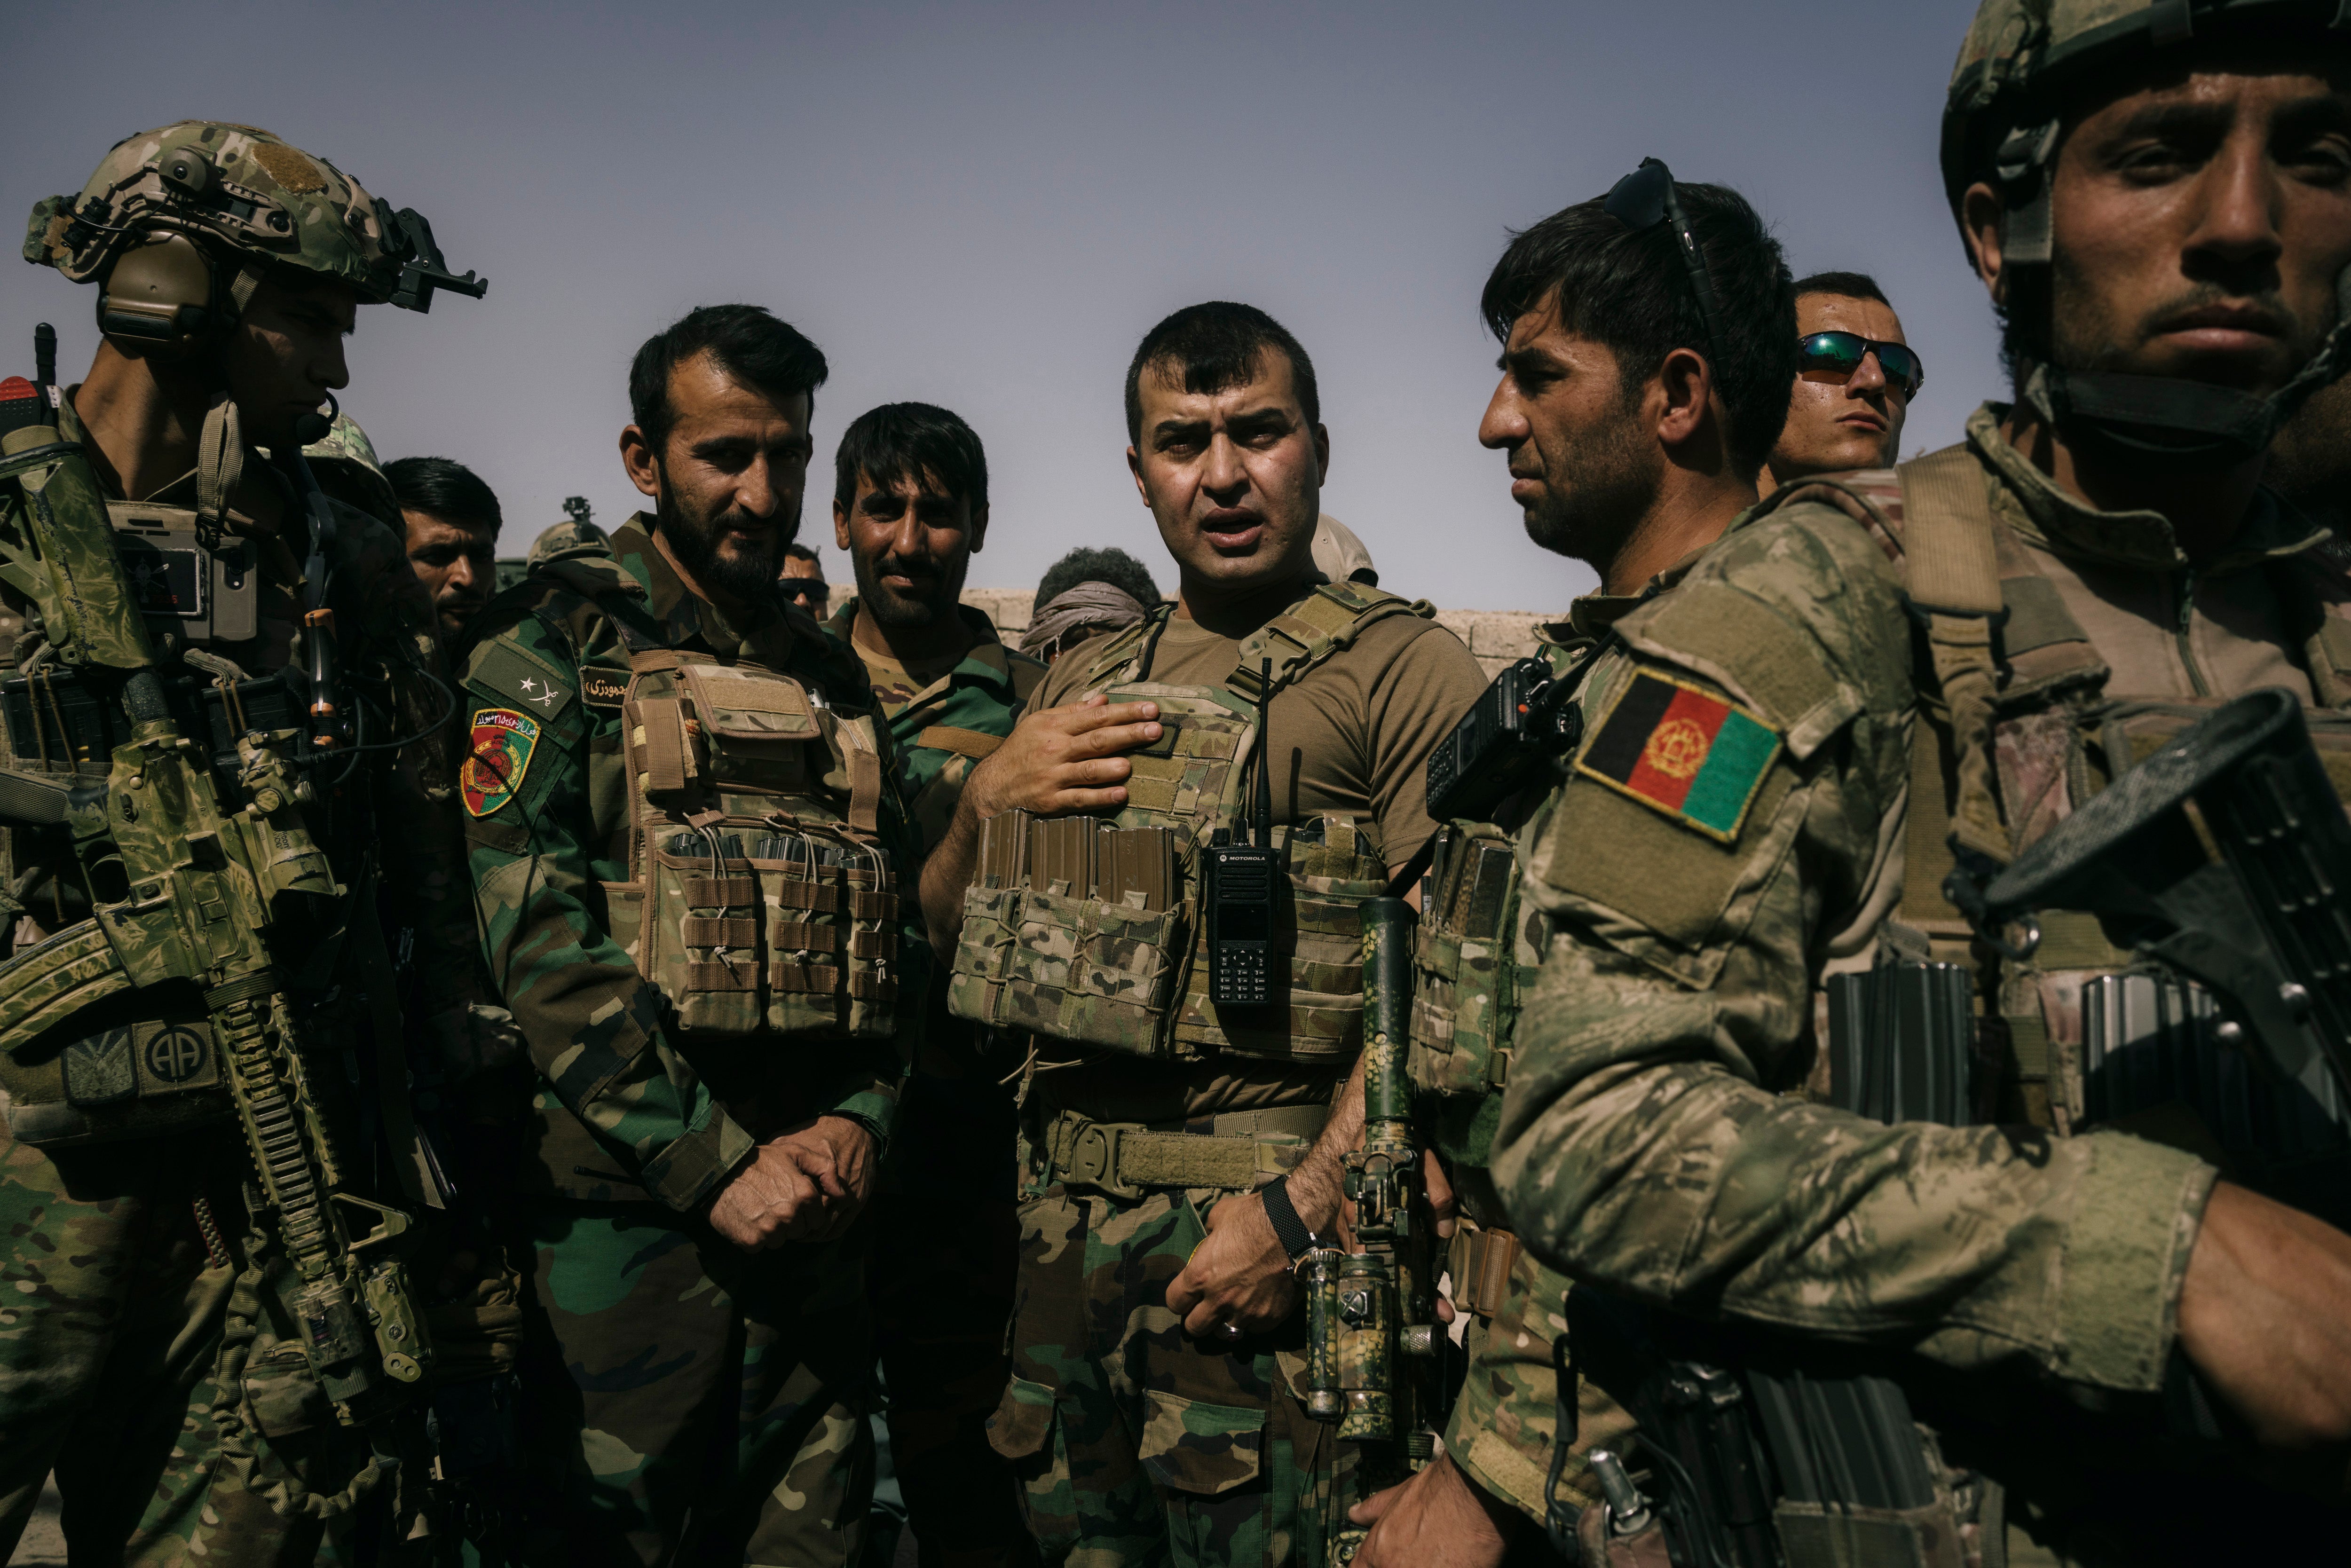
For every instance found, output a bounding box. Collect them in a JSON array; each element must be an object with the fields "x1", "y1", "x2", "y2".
[{"x1": 6, "y1": 0, "x2": 1996, "y2": 611}]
